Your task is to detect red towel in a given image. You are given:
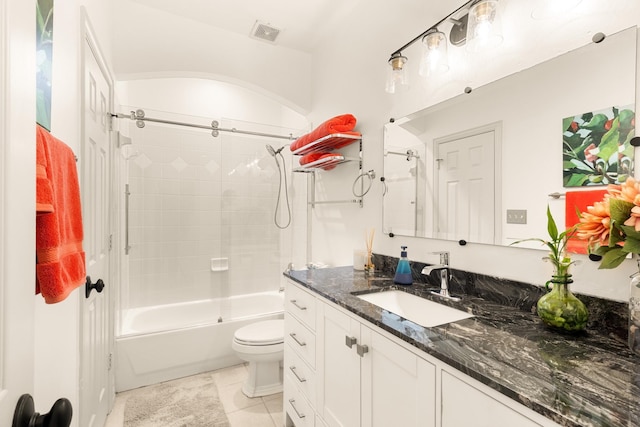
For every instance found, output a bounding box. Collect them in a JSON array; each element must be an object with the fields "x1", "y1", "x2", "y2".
[
  {"x1": 36, "y1": 125, "x2": 86, "y2": 303},
  {"x1": 565, "y1": 189, "x2": 608, "y2": 254},
  {"x1": 299, "y1": 152, "x2": 342, "y2": 170},
  {"x1": 290, "y1": 114, "x2": 358, "y2": 152}
]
